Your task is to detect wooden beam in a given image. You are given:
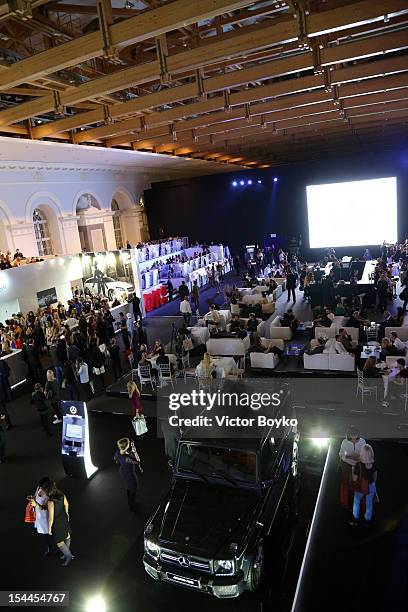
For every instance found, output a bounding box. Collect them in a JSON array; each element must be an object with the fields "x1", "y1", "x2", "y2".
[
  {"x1": 33, "y1": 28, "x2": 408, "y2": 139},
  {"x1": 0, "y1": 0, "x2": 256, "y2": 90},
  {"x1": 306, "y1": 0, "x2": 408, "y2": 37},
  {"x1": 33, "y1": 53, "x2": 315, "y2": 138},
  {"x1": 103, "y1": 68, "x2": 408, "y2": 146},
  {"x1": 2, "y1": 1, "x2": 407, "y2": 127}
]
